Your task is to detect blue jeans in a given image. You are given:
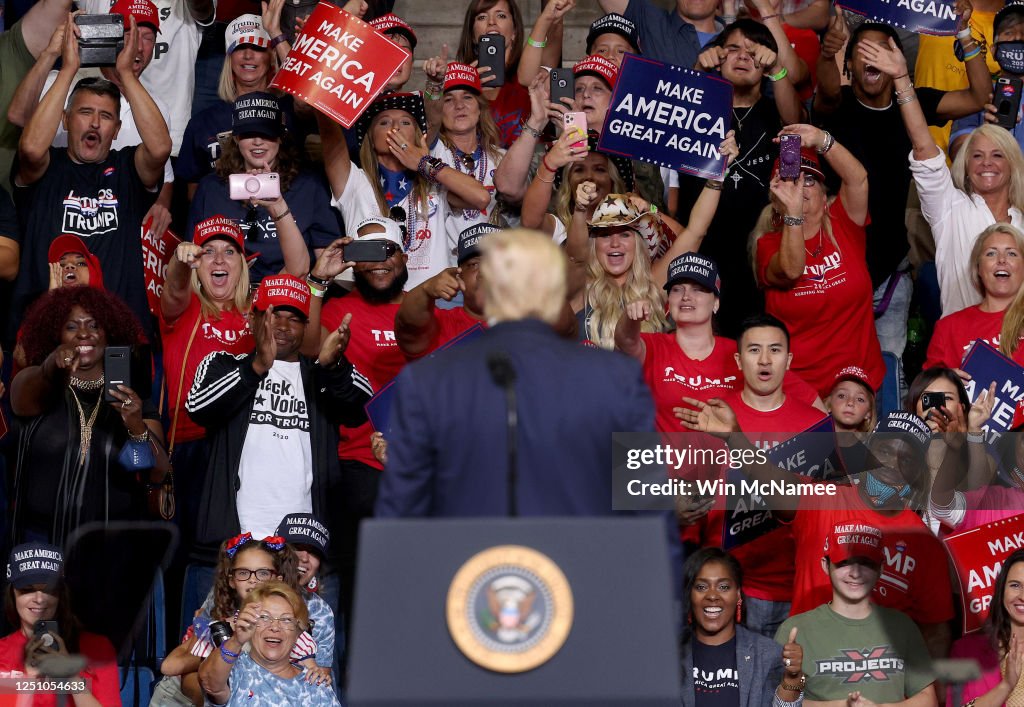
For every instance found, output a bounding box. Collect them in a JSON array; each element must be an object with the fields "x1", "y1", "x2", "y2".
[
  {"x1": 742, "y1": 596, "x2": 791, "y2": 640},
  {"x1": 873, "y1": 265, "x2": 914, "y2": 358}
]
